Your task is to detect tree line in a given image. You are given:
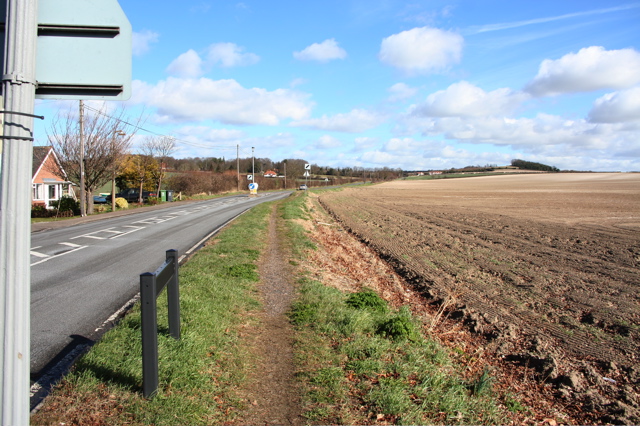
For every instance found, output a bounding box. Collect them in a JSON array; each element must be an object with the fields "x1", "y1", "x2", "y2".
[
  {"x1": 43, "y1": 104, "x2": 402, "y2": 214},
  {"x1": 511, "y1": 159, "x2": 560, "y2": 172}
]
